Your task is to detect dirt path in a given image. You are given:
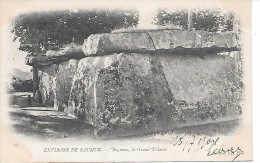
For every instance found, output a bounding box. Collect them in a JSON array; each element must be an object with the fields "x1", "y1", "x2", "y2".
[
  {"x1": 9, "y1": 106, "x2": 95, "y2": 140},
  {"x1": 9, "y1": 104, "x2": 240, "y2": 140}
]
